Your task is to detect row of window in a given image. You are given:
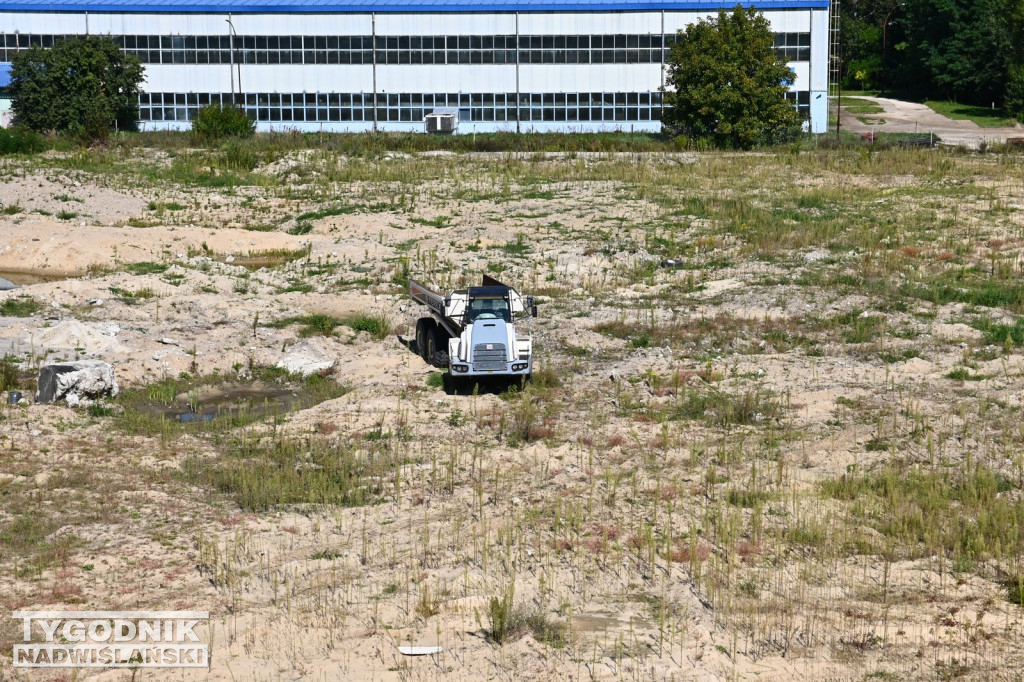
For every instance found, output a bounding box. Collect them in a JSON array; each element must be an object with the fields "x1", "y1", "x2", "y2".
[
  {"x1": 137, "y1": 90, "x2": 811, "y2": 124},
  {"x1": 0, "y1": 32, "x2": 812, "y2": 65},
  {"x1": 143, "y1": 91, "x2": 665, "y2": 107}
]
